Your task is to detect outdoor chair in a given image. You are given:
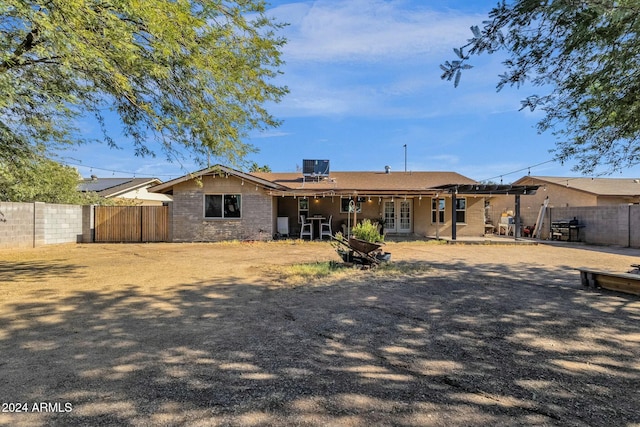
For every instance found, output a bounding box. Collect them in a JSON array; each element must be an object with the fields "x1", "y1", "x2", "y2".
[
  {"x1": 300, "y1": 215, "x2": 312, "y2": 240},
  {"x1": 320, "y1": 215, "x2": 332, "y2": 239}
]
